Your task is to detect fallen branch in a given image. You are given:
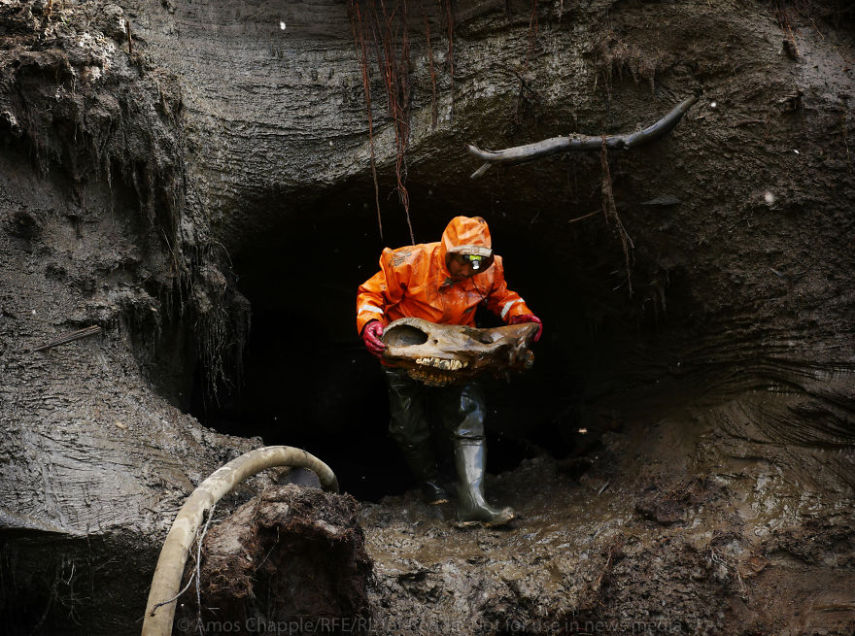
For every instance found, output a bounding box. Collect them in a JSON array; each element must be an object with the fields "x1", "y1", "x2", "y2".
[{"x1": 467, "y1": 95, "x2": 699, "y2": 178}]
